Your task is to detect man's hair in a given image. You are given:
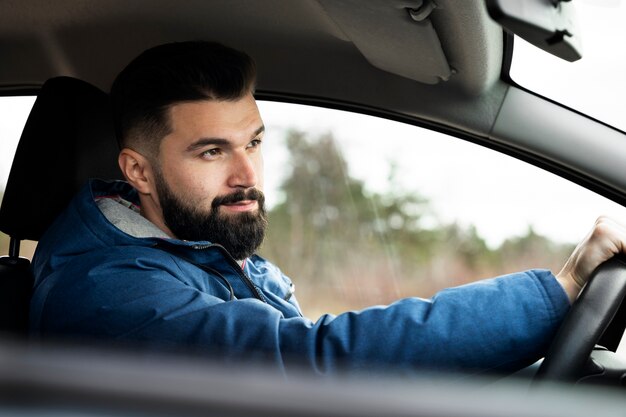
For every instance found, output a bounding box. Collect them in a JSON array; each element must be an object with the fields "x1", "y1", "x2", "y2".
[{"x1": 110, "y1": 41, "x2": 257, "y2": 158}]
